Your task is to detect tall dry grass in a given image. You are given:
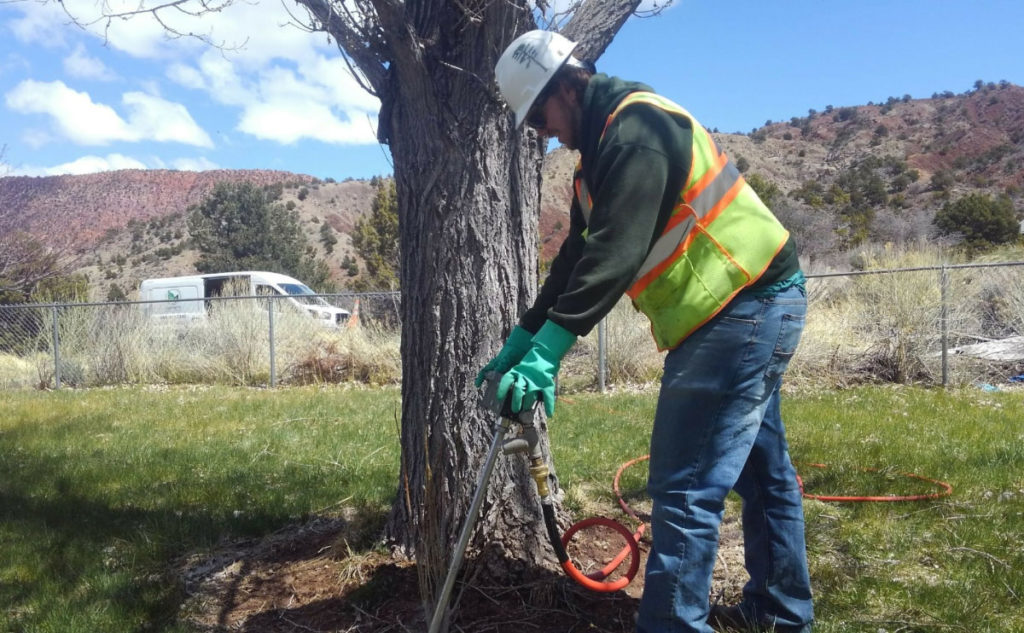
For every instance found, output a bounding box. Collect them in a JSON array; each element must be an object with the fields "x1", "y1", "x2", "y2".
[
  {"x1": 566, "y1": 297, "x2": 664, "y2": 390},
  {"x1": 795, "y1": 244, "x2": 973, "y2": 385},
  {"x1": 794, "y1": 242, "x2": 1024, "y2": 387},
  {"x1": 5, "y1": 243, "x2": 1022, "y2": 391},
  {"x1": 13, "y1": 293, "x2": 401, "y2": 389}
]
